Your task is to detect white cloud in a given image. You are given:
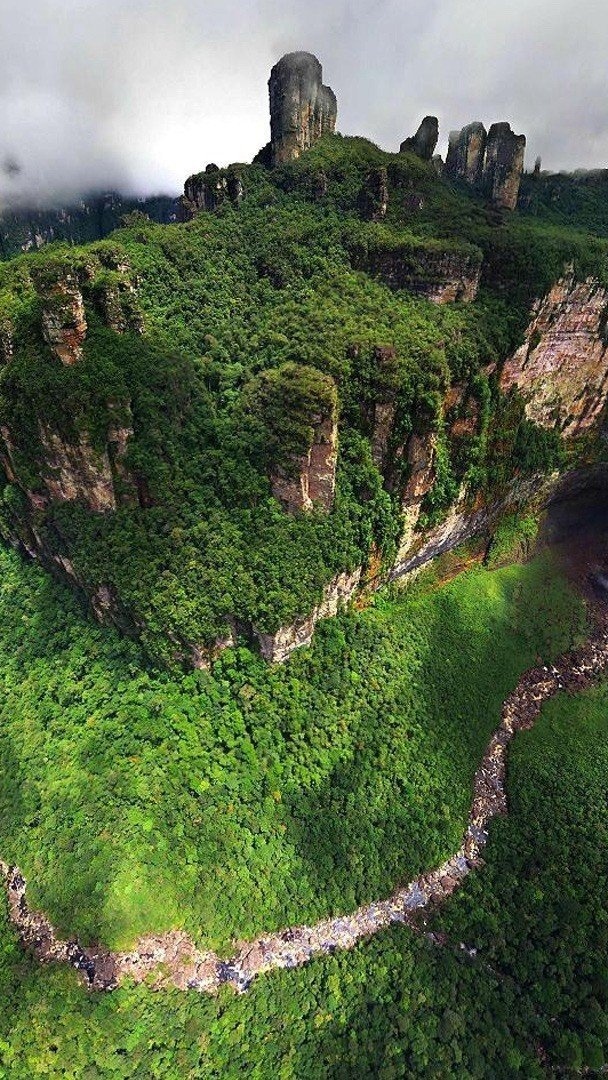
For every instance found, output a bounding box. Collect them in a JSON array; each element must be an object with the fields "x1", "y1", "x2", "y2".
[{"x1": 1, "y1": 0, "x2": 607, "y2": 204}]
